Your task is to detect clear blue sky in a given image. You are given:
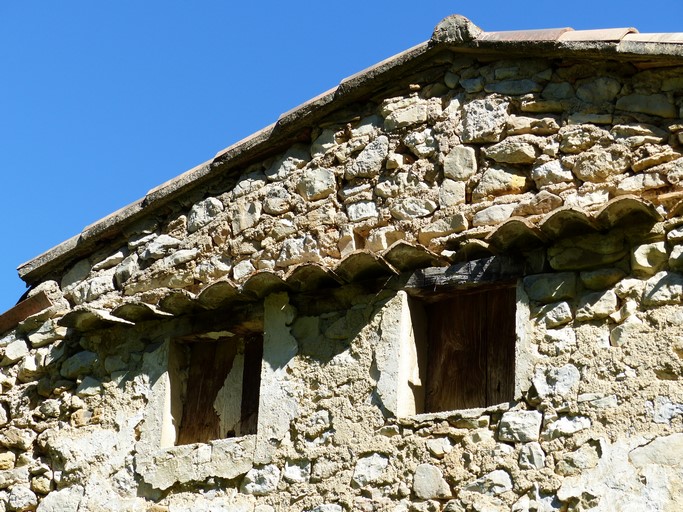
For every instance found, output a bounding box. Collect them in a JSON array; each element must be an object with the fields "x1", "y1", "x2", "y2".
[{"x1": 1, "y1": 1, "x2": 680, "y2": 312}]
